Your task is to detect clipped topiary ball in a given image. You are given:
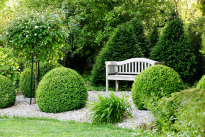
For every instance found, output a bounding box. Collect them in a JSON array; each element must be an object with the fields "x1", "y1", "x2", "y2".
[
  {"x1": 36, "y1": 67, "x2": 88, "y2": 113},
  {"x1": 131, "y1": 65, "x2": 184, "y2": 110},
  {"x1": 0, "y1": 75, "x2": 16, "y2": 109},
  {"x1": 197, "y1": 75, "x2": 205, "y2": 89},
  {"x1": 19, "y1": 62, "x2": 63, "y2": 98}
]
